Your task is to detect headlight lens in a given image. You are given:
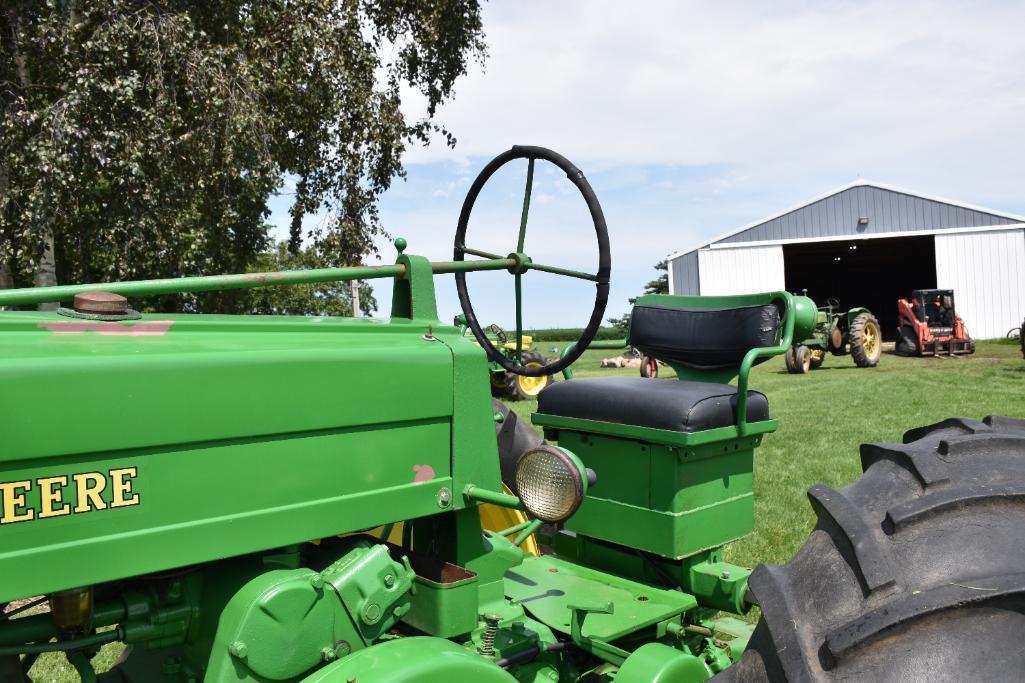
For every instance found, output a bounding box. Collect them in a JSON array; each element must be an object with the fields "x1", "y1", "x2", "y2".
[{"x1": 514, "y1": 445, "x2": 586, "y2": 523}]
